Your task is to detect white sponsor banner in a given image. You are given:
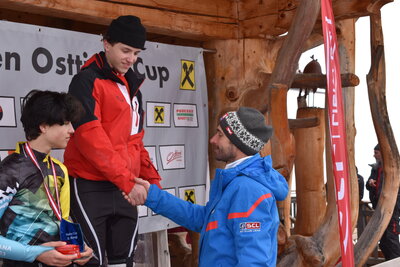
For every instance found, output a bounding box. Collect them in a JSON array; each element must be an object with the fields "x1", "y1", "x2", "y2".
[
  {"x1": 0, "y1": 21, "x2": 209, "y2": 233},
  {"x1": 0, "y1": 97, "x2": 16, "y2": 127},
  {"x1": 159, "y1": 145, "x2": 185, "y2": 170},
  {"x1": 173, "y1": 104, "x2": 198, "y2": 127}
]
